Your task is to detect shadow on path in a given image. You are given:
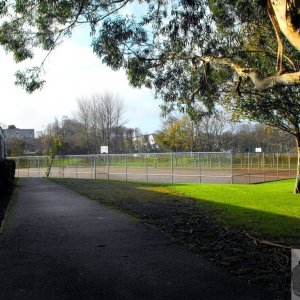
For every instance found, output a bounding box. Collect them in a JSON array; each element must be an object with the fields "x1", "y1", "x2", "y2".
[{"x1": 0, "y1": 178, "x2": 273, "y2": 299}]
